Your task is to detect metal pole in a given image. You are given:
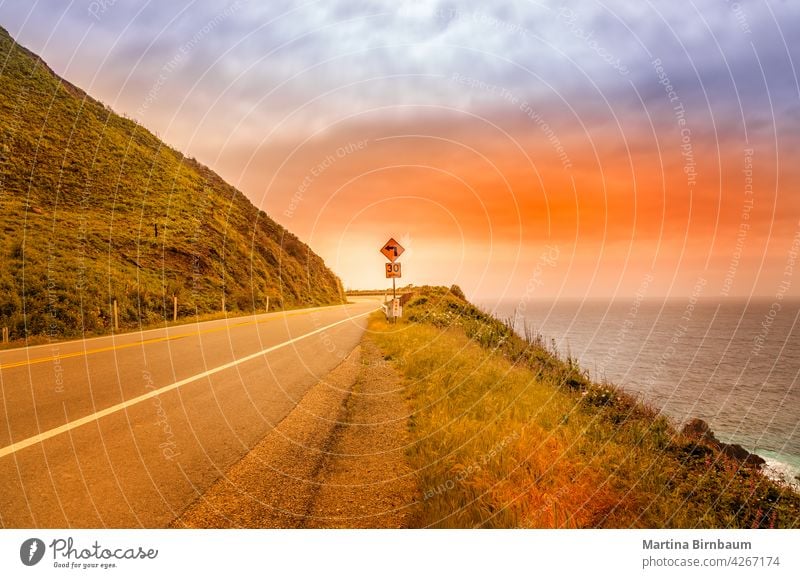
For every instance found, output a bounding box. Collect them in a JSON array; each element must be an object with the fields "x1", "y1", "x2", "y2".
[{"x1": 392, "y1": 277, "x2": 396, "y2": 323}]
